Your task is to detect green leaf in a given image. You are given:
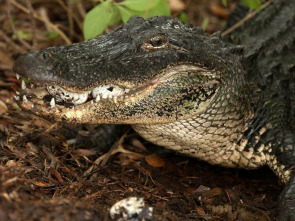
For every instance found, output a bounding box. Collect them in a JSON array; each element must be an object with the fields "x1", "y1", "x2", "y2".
[
  {"x1": 117, "y1": 5, "x2": 140, "y2": 23},
  {"x1": 241, "y1": 0, "x2": 261, "y2": 9},
  {"x1": 117, "y1": 0, "x2": 170, "y2": 23},
  {"x1": 201, "y1": 17, "x2": 209, "y2": 31},
  {"x1": 179, "y1": 12, "x2": 188, "y2": 23},
  {"x1": 108, "y1": 5, "x2": 122, "y2": 26},
  {"x1": 13, "y1": 30, "x2": 32, "y2": 40},
  {"x1": 144, "y1": 0, "x2": 170, "y2": 17},
  {"x1": 43, "y1": 31, "x2": 59, "y2": 39},
  {"x1": 83, "y1": 1, "x2": 114, "y2": 40},
  {"x1": 21, "y1": 77, "x2": 30, "y2": 84},
  {"x1": 119, "y1": 0, "x2": 161, "y2": 11},
  {"x1": 222, "y1": 0, "x2": 227, "y2": 7}
]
